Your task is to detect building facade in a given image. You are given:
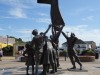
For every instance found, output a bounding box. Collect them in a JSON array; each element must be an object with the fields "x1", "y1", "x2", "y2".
[
  {"x1": 62, "y1": 39, "x2": 96, "y2": 53},
  {"x1": 0, "y1": 36, "x2": 15, "y2": 48}
]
